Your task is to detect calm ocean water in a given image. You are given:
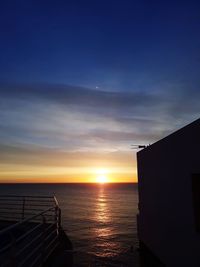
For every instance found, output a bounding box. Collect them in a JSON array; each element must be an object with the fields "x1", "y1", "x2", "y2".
[{"x1": 0, "y1": 183, "x2": 139, "y2": 266}]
